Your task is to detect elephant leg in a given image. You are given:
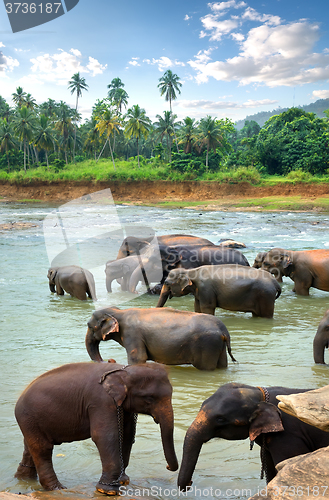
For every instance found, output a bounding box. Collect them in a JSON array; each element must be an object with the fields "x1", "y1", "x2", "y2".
[
  {"x1": 15, "y1": 439, "x2": 38, "y2": 480},
  {"x1": 194, "y1": 297, "x2": 201, "y2": 313},
  {"x1": 26, "y1": 436, "x2": 65, "y2": 490},
  {"x1": 125, "y1": 339, "x2": 148, "y2": 364},
  {"x1": 91, "y1": 415, "x2": 125, "y2": 495},
  {"x1": 256, "y1": 295, "x2": 275, "y2": 318},
  {"x1": 119, "y1": 412, "x2": 138, "y2": 485},
  {"x1": 217, "y1": 346, "x2": 228, "y2": 368}
]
